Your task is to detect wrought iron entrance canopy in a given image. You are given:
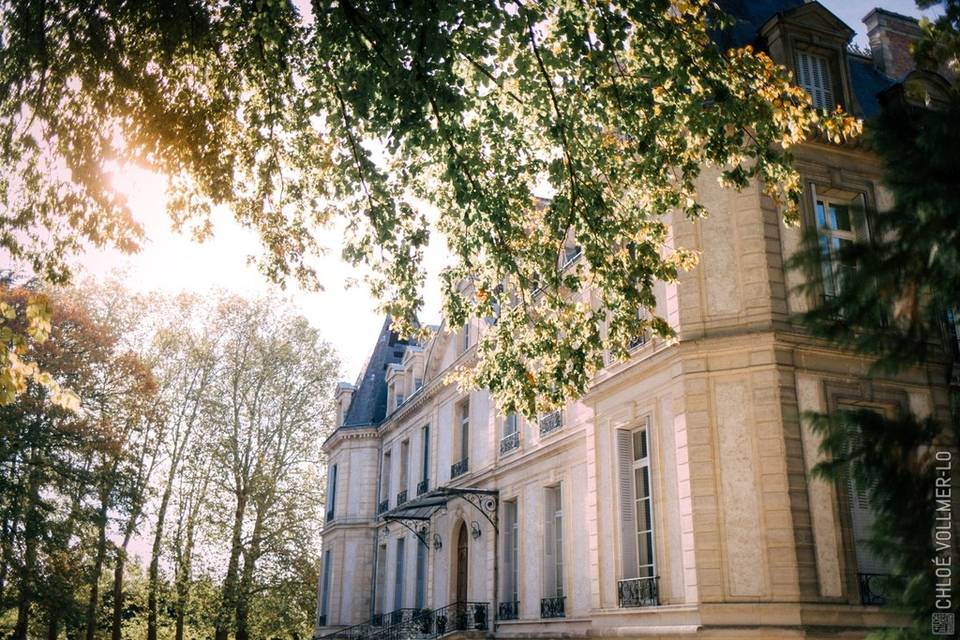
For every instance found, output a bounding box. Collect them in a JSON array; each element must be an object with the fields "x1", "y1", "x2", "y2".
[{"x1": 380, "y1": 487, "x2": 499, "y2": 548}]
